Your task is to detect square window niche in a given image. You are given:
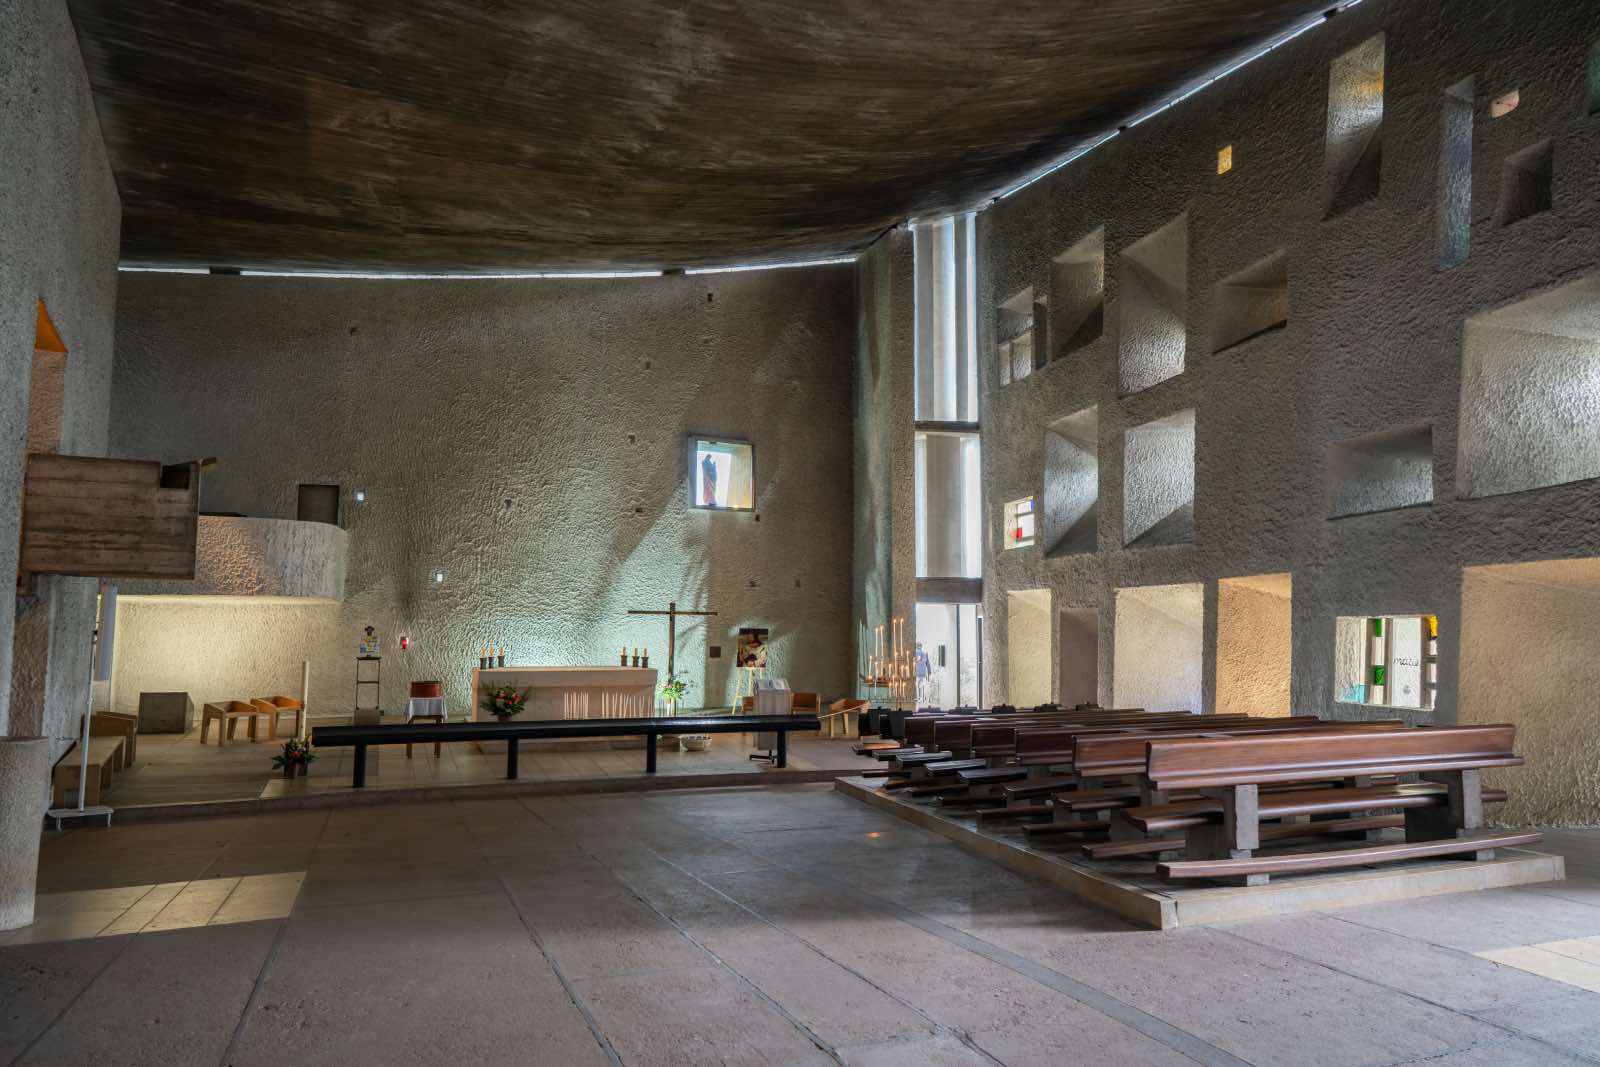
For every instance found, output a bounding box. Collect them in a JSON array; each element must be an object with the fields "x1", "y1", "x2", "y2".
[
  {"x1": 998, "y1": 287, "x2": 1039, "y2": 385},
  {"x1": 1114, "y1": 582, "x2": 1203, "y2": 713},
  {"x1": 1122, "y1": 408, "x2": 1195, "y2": 548},
  {"x1": 1043, "y1": 406, "x2": 1098, "y2": 557},
  {"x1": 1458, "y1": 274, "x2": 1600, "y2": 498},
  {"x1": 1216, "y1": 573, "x2": 1292, "y2": 717},
  {"x1": 1118, "y1": 214, "x2": 1187, "y2": 395},
  {"x1": 1328, "y1": 422, "x2": 1434, "y2": 518},
  {"x1": 1211, "y1": 251, "x2": 1288, "y2": 353},
  {"x1": 1002, "y1": 496, "x2": 1036, "y2": 550},
  {"x1": 1324, "y1": 33, "x2": 1385, "y2": 218},
  {"x1": 1051, "y1": 227, "x2": 1104, "y2": 359},
  {"x1": 690, "y1": 436, "x2": 754, "y2": 511},
  {"x1": 1497, "y1": 140, "x2": 1553, "y2": 226}
]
